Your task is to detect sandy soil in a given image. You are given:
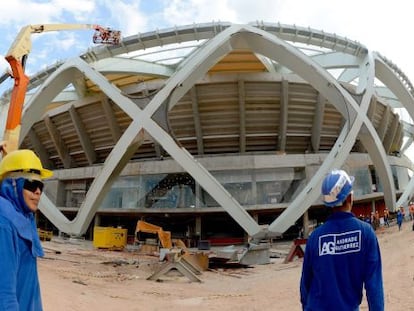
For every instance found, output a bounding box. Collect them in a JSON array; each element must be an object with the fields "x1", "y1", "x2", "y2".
[{"x1": 39, "y1": 220, "x2": 414, "y2": 311}]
